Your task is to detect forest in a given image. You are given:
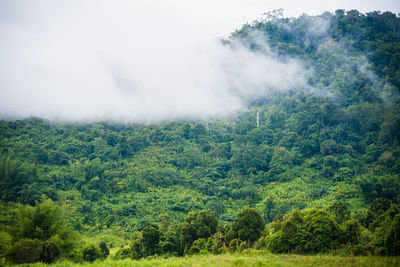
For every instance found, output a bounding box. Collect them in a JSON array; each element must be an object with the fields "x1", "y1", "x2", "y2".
[{"x1": 1, "y1": 9, "x2": 400, "y2": 265}]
